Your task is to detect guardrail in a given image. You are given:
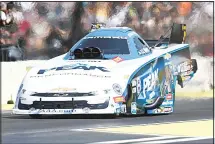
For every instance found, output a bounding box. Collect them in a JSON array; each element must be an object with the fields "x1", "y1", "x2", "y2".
[{"x1": 1, "y1": 56, "x2": 213, "y2": 104}]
